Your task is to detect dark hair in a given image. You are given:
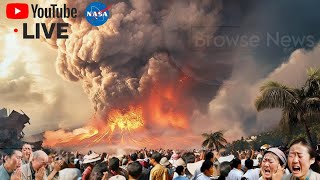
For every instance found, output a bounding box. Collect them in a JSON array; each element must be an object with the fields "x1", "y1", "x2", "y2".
[
  {"x1": 231, "y1": 158, "x2": 241, "y2": 169},
  {"x1": 3, "y1": 149, "x2": 18, "y2": 158},
  {"x1": 127, "y1": 161, "x2": 142, "y2": 179},
  {"x1": 100, "y1": 152, "x2": 107, "y2": 162},
  {"x1": 289, "y1": 137, "x2": 316, "y2": 159},
  {"x1": 220, "y1": 149, "x2": 230, "y2": 157},
  {"x1": 245, "y1": 159, "x2": 253, "y2": 169},
  {"x1": 219, "y1": 161, "x2": 231, "y2": 178},
  {"x1": 3, "y1": 149, "x2": 19, "y2": 163},
  {"x1": 130, "y1": 153, "x2": 138, "y2": 161},
  {"x1": 151, "y1": 152, "x2": 162, "y2": 163},
  {"x1": 175, "y1": 166, "x2": 184, "y2": 175},
  {"x1": 90, "y1": 162, "x2": 108, "y2": 180},
  {"x1": 200, "y1": 160, "x2": 213, "y2": 172},
  {"x1": 109, "y1": 157, "x2": 120, "y2": 171},
  {"x1": 138, "y1": 153, "x2": 145, "y2": 159},
  {"x1": 205, "y1": 152, "x2": 214, "y2": 161},
  {"x1": 182, "y1": 152, "x2": 195, "y2": 164}
]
